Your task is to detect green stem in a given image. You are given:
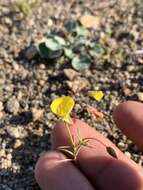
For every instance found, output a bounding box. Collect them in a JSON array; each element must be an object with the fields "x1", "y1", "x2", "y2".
[{"x1": 65, "y1": 123, "x2": 75, "y2": 147}]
